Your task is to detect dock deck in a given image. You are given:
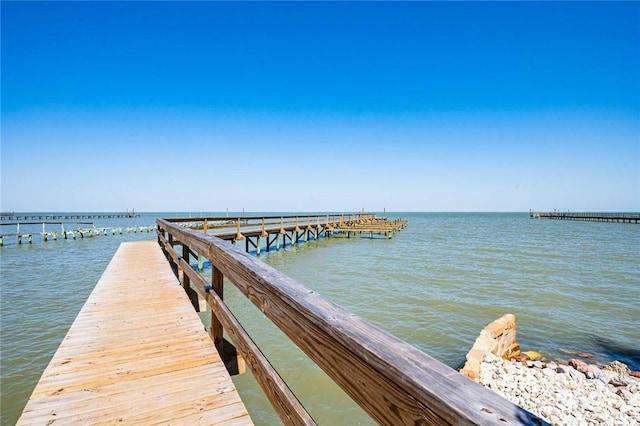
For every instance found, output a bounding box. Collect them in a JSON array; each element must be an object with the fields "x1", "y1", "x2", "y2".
[{"x1": 16, "y1": 240, "x2": 252, "y2": 425}]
